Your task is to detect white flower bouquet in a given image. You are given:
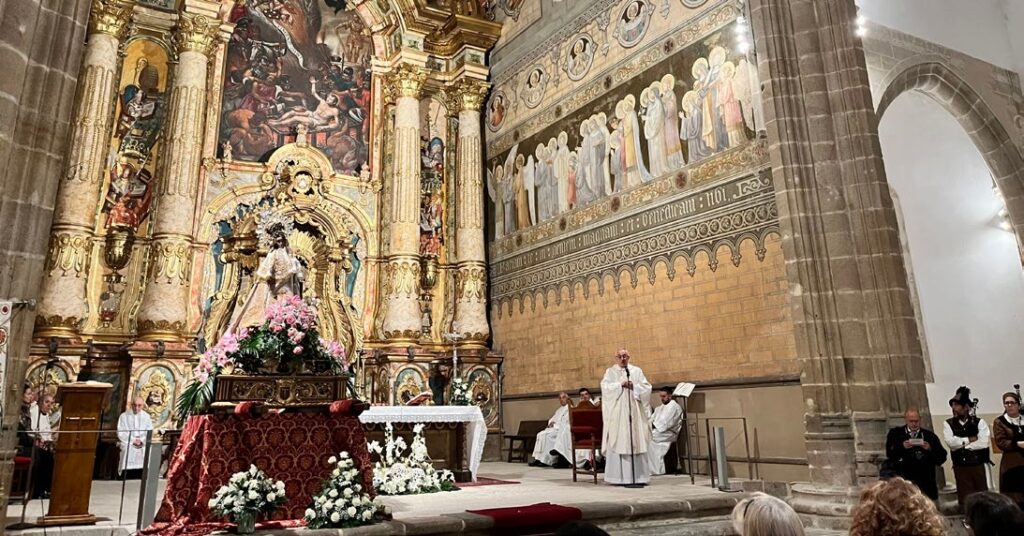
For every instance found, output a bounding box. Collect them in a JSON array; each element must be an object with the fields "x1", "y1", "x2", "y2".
[
  {"x1": 450, "y1": 376, "x2": 470, "y2": 406},
  {"x1": 304, "y1": 452, "x2": 384, "y2": 529},
  {"x1": 367, "y1": 423, "x2": 457, "y2": 495},
  {"x1": 207, "y1": 465, "x2": 286, "y2": 533}
]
